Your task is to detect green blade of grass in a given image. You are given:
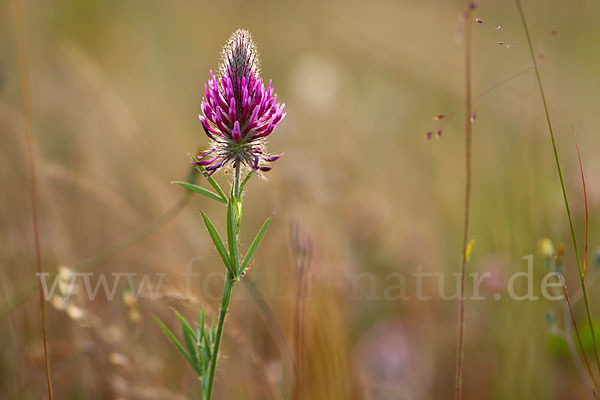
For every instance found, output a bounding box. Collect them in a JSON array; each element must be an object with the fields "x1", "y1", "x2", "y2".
[
  {"x1": 515, "y1": 0, "x2": 600, "y2": 382},
  {"x1": 154, "y1": 316, "x2": 201, "y2": 375},
  {"x1": 197, "y1": 306, "x2": 205, "y2": 341},
  {"x1": 181, "y1": 325, "x2": 200, "y2": 373},
  {"x1": 200, "y1": 211, "x2": 236, "y2": 276},
  {"x1": 172, "y1": 181, "x2": 226, "y2": 204},
  {"x1": 240, "y1": 216, "x2": 272, "y2": 275},
  {"x1": 196, "y1": 164, "x2": 227, "y2": 202},
  {"x1": 172, "y1": 309, "x2": 199, "y2": 352}
]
